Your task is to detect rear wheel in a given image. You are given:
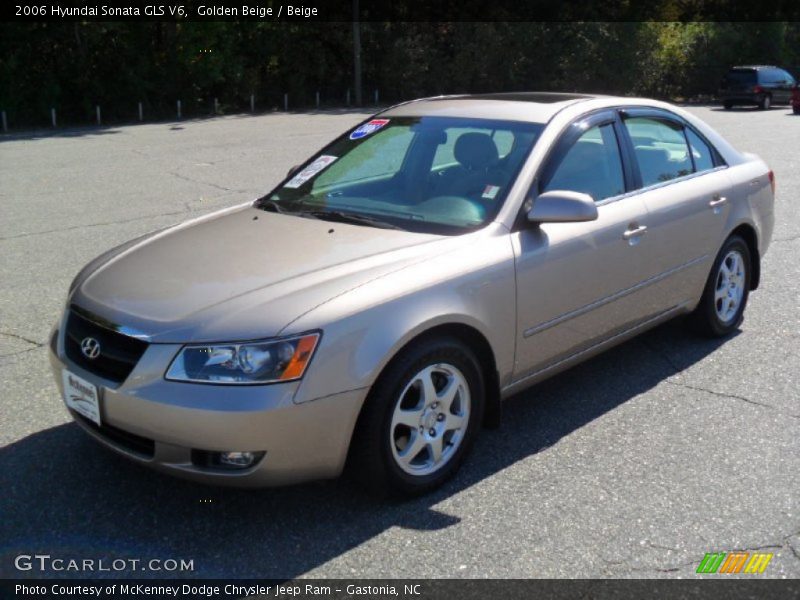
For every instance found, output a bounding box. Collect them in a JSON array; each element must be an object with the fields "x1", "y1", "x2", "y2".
[
  {"x1": 793, "y1": 106, "x2": 800, "y2": 115},
  {"x1": 689, "y1": 235, "x2": 751, "y2": 337},
  {"x1": 723, "y1": 101, "x2": 733, "y2": 110},
  {"x1": 348, "y1": 336, "x2": 484, "y2": 496},
  {"x1": 758, "y1": 94, "x2": 772, "y2": 110}
]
